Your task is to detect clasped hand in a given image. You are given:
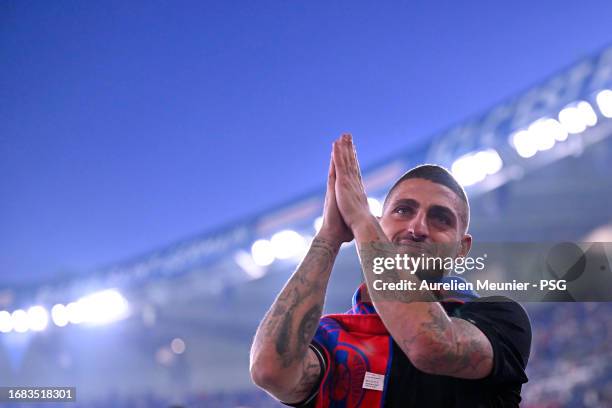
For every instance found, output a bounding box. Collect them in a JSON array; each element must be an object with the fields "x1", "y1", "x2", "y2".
[{"x1": 317, "y1": 134, "x2": 374, "y2": 247}]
